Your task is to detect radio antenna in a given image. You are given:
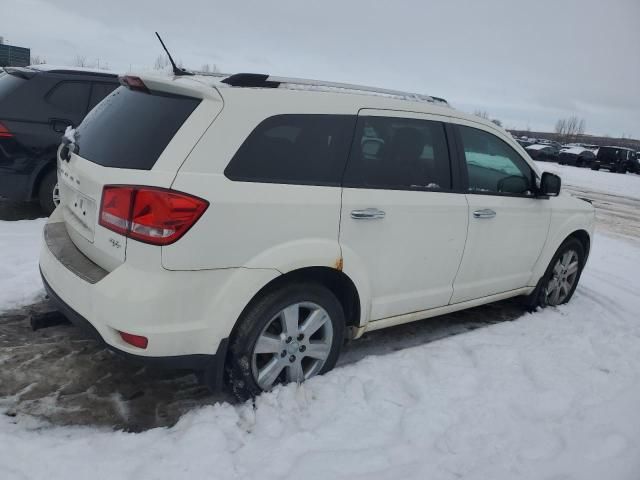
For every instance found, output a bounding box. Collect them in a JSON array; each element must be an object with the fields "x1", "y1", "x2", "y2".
[{"x1": 155, "y1": 32, "x2": 194, "y2": 76}]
